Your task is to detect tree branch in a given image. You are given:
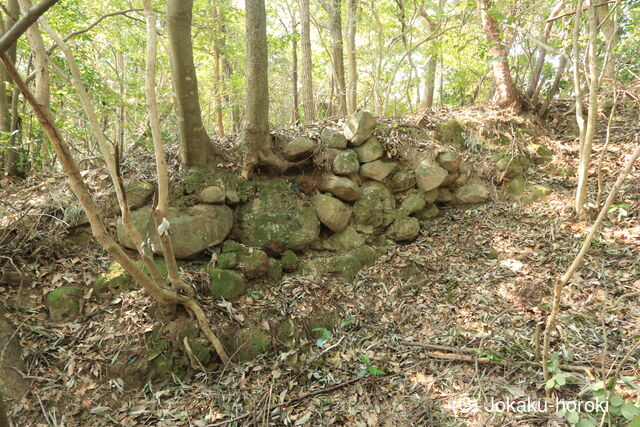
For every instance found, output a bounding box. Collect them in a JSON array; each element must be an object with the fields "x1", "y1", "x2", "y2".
[{"x1": 0, "y1": 0, "x2": 58, "y2": 54}]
